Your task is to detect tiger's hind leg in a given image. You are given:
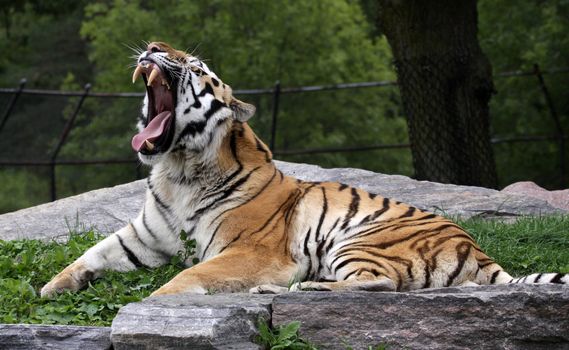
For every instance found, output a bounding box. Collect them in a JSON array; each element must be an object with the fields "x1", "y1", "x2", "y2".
[
  {"x1": 473, "y1": 249, "x2": 514, "y2": 285},
  {"x1": 289, "y1": 271, "x2": 396, "y2": 292},
  {"x1": 458, "y1": 281, "x2": 479, "y2": 287},
  {"x1": 249, "y1": 284, "x2": 290, "y2": 294}
]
